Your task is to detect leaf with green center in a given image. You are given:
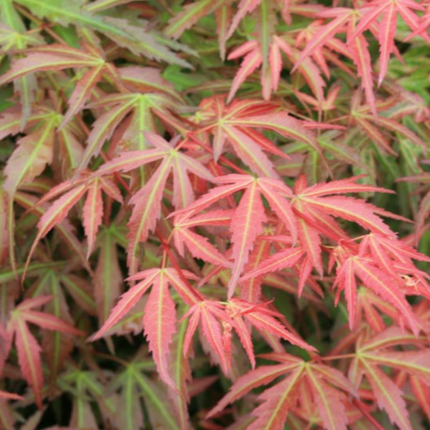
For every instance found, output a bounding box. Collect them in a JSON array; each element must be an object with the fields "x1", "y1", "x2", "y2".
[
  {"x1": 208, "y1": 354, "x2": 354, "y2": 430},
  {"x1": 91, "y1": 268, "x2": 200, "y2": 388},
  {"x1": 92, "y1": 133, "x2": 212, "y2": 274},
  {"x1": 333, "y1": 246, "x2": 420, "y2": 334},
  {"x1": 351, "y1": 327, "x2": 430, "y2": 430},
  {"x1": 194, "y1": 96, "x2": 324, "y2": 177}
]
